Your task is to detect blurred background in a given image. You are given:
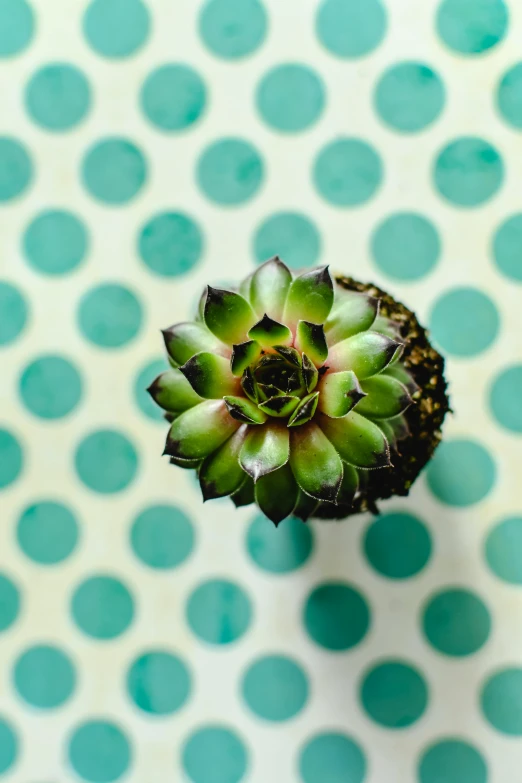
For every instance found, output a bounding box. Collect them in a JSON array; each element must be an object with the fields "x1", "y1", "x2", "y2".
[{"x1": 1, "y1": 0, "x2": 522, "y2": 780}]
